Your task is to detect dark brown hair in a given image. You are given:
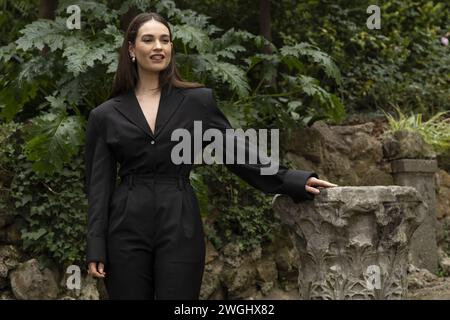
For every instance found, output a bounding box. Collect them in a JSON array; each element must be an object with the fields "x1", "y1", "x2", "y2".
[{"x1": 110, "y1": 12, "x2": 204, "y2": 98}]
